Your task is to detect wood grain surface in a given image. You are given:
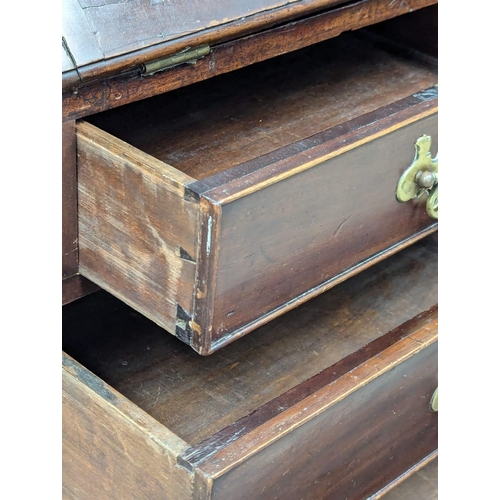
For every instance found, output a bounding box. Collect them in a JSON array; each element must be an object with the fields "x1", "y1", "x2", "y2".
[
  {"x1": 208, "y1": 112, "x2": 437, "y2": 345},
  {"x1": 87, "y1": 32, "x2": 437, "y2": 181},
  {"x1": 62, "y1": 121, "x2": 78, "y2": 280},
  {"x1": 62, "y1": 0, "x2": 356, "y2": 87},
  {"x1": 382, "y1": 457, "x2": 438, "y2": 500},
  {"x1": 204, "y1": 325, "x2": 437, "y2": 499},
  {"x1": 63, "y1": 235, "x2": 437, "y2": 499},
  {"x1": 63, "y1": 354, "x2": 193, "y2": 499},
  {"x1": 78, "y1": 32, "x2": 437, "y2": 353},
  {"x1": 77, "y1": 122, "x2": 200, "y2": 334},
  {"x1": 62, "y1": 0, "x2": 437, "y2": 121},
  {"x1": 63, "y1": 234, "x2": 437, "y2": 445}
]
